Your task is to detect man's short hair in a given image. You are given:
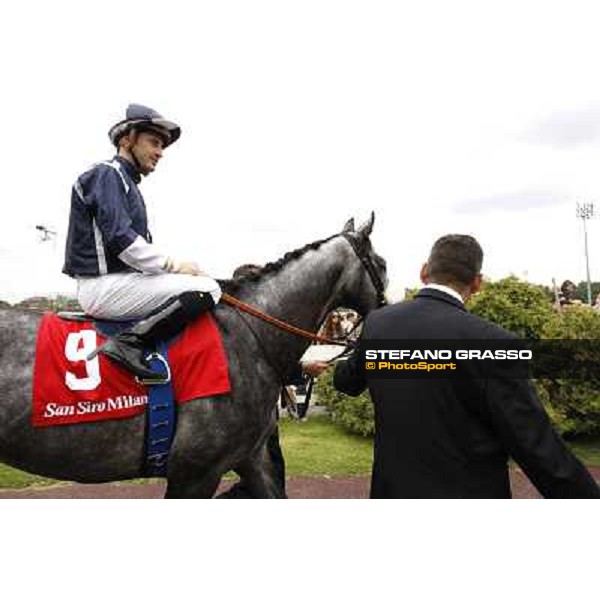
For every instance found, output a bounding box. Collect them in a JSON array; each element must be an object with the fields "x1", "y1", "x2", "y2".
[{"x1": 428, "y1": 234, "x2": 483, "y2": 286}]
